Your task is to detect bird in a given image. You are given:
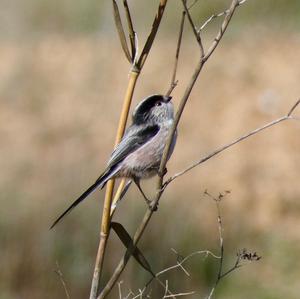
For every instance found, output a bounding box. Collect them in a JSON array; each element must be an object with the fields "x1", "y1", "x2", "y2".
[{"x1": 50, "y1": 94, "x2": 177, "y2": 229}]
